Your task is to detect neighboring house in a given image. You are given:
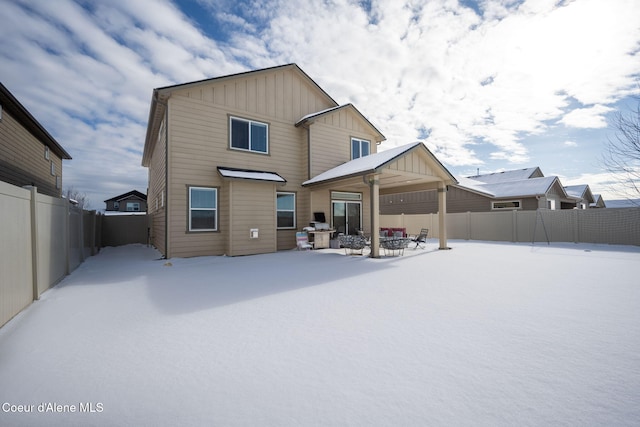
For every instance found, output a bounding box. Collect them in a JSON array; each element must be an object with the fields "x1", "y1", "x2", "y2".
[
  {"x1": 104, "y1": 190, "x2": 147, "y2": 212},
  {"x1": 141, "y1": 64, "x2": 456, "y2": 258},
  {"x1": 381, "y1": 167, "x2": 586, "y2": 214},
  {"x1": 563, "y1": 185, "x2": 595, "y2": 209},
  {"x1": 0, "y1": 82, "x2": 72, "y2": 197}
]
